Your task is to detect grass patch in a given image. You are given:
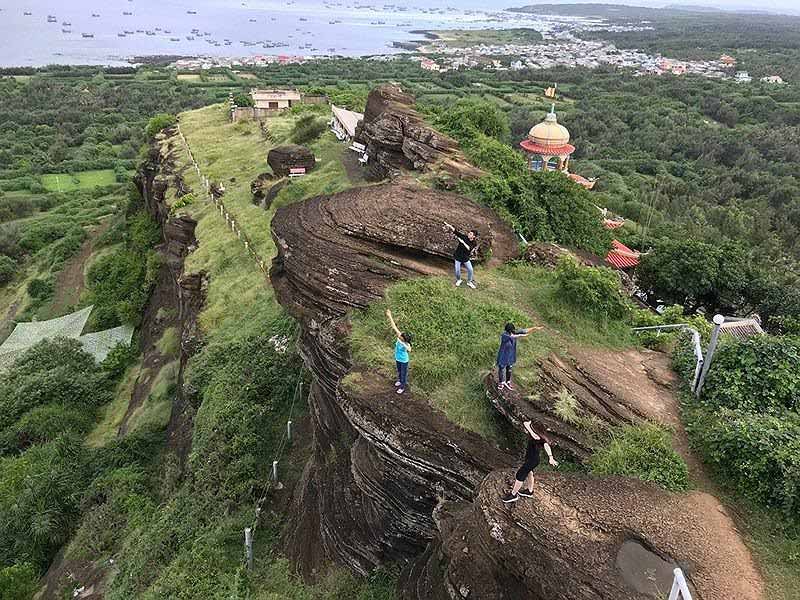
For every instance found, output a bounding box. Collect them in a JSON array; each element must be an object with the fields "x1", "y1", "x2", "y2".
[
  {"x1": 350, "y1": 264, "x2": 638, "y2": 441},
  {"x1": 41, "y1": 169, "x2": 118, "y2": 192},
  {"x1": 125, "y1": 361, "x2": 178, "y2": 434},
  {"x1": 156, "y1": 326, "x2": 180, "y2": 357},
  {"x1": 86, "y1": 360, "x2": 141, "y2": 447},
  {"x1": 590, "y1": 424, "x2": 689, "y2": 492},
  {"x1": 431, "y1": 28, "x2": 543, "y2": 47}
]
